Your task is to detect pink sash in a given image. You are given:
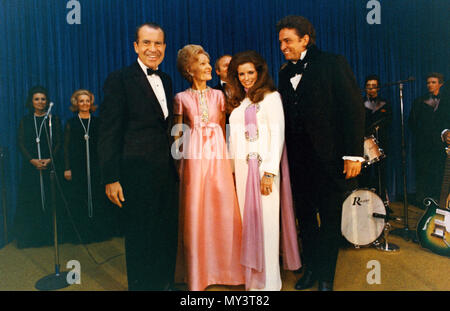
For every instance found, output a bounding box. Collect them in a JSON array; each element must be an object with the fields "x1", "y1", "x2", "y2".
[{"x1": 241, "y1": 104, "x2": 301, "y2": 290}]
